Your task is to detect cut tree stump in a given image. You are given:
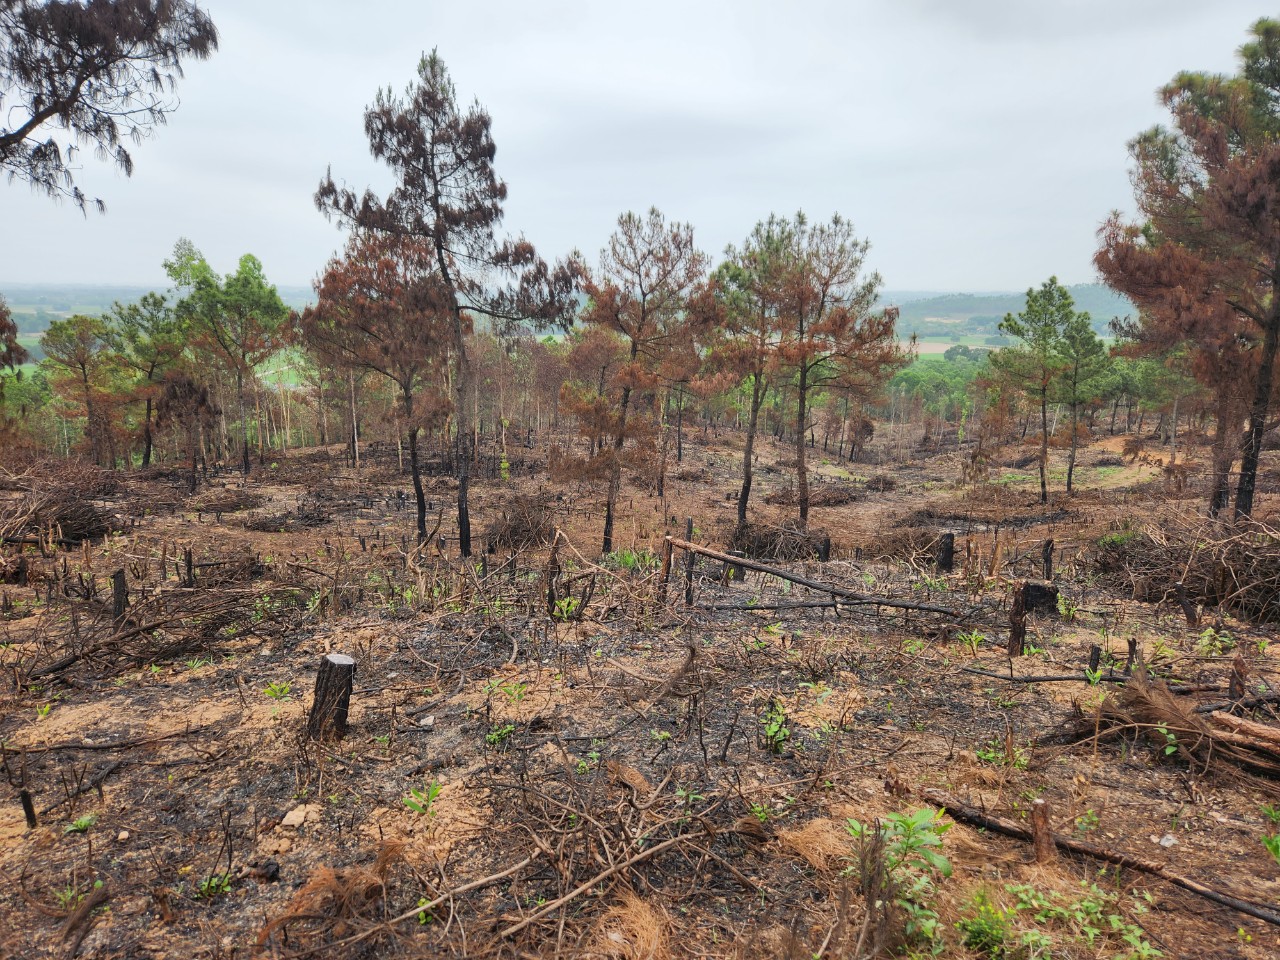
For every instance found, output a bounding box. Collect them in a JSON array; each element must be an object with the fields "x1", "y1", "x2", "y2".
[
  {"x1": 307, "y1": 654, "x2": 356, "y2": 741},
  {"x1": 1031, "y1": 799, "x2": 1055, "y2": 863}
]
